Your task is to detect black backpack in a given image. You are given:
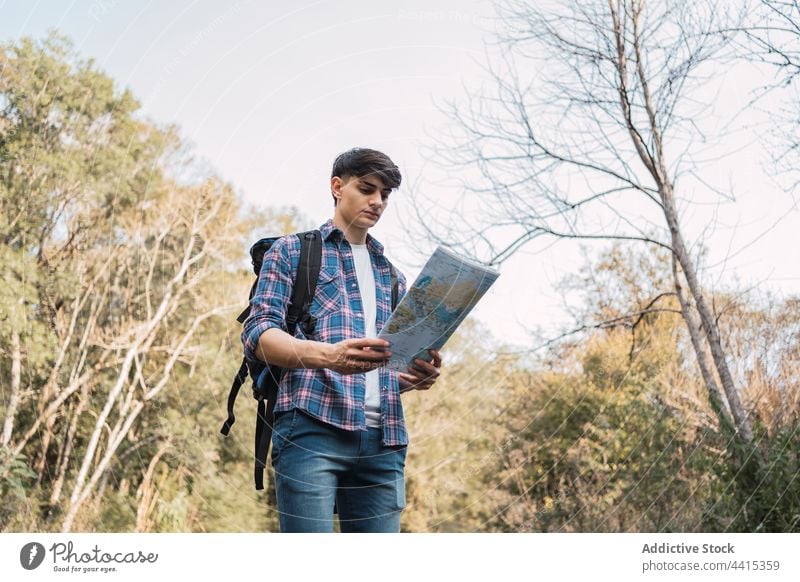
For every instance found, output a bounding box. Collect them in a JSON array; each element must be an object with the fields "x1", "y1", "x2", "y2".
[{"x1": 220, "y1": 230, "x2": 399, "y2": 490}]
